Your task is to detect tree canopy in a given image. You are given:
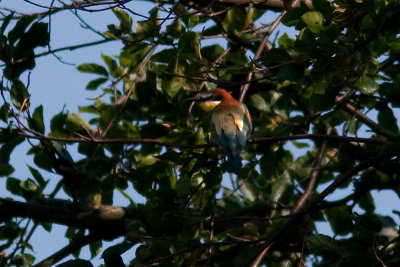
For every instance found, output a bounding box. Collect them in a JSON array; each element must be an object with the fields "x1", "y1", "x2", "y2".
[{"x1": 1, "y1": 0, "x2": 400, "y2": 266}]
